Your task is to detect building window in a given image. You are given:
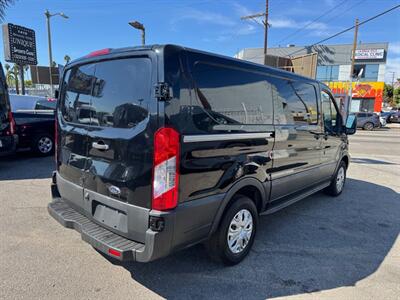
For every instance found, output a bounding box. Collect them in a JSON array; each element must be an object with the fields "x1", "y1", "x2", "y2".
[
  {"x1": 316, "y1": 65, "x2": 339, "y2": 81},
  {"x1": 352, "y1": 64, "x2": 379, "y2": 81}
]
